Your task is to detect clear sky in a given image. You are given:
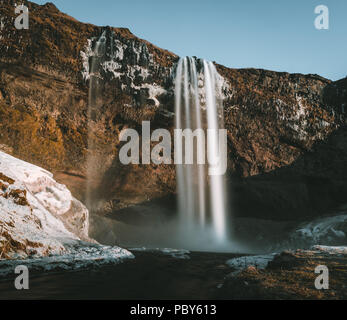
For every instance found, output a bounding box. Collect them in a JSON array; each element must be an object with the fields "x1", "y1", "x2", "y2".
[{"x1": 31, "y1": 0, "x2": 347, "y2": 80}]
